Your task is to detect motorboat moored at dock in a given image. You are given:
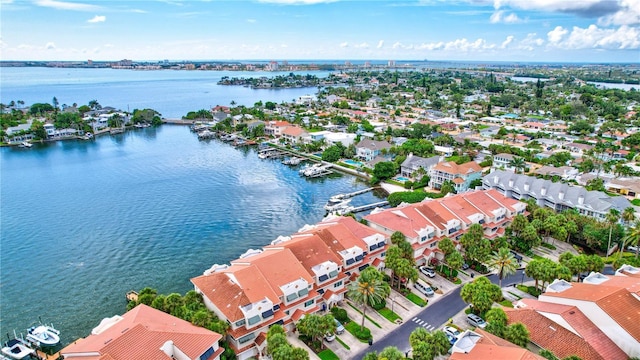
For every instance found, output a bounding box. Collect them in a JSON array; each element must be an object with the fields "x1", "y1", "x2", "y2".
[
  {"x1": 25, "y1": 324, "x2": 60, "y2": 347},
  {"x1": 1, "y1": 337, "x2": 35, "y2": 359},
  {"x1": 324, "y1": 198, "x2": 352, "y2": 212}
]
